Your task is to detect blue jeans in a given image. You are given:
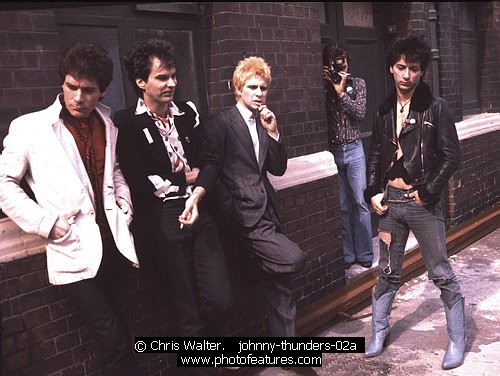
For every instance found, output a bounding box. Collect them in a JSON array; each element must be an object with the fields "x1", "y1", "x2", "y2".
[
  {"x1": 374, "y1": 186, "x2": 462, "y2": 305},
  {"x1": 330, "y1": 140, "x2": 373, "y2": 264}
]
